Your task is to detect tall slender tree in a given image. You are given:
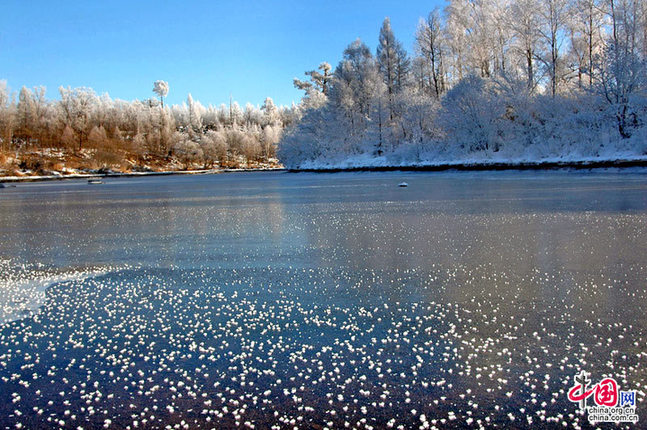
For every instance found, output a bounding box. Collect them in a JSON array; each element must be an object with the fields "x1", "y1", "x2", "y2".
[
  {"x1": 538, "y1": 0, "x2": 569, "y2": 96},
  {"x1": 416, "y1": 8, "x2": 446, "y2": 98},
  {"x1": 509, "y1": 0, "x2": 542, "y2": 90},
  {"x1": 377, "y1": 18, "x2": 410, "y2": 120}
]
